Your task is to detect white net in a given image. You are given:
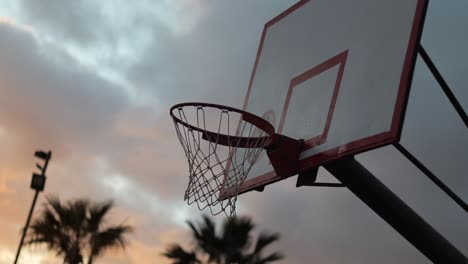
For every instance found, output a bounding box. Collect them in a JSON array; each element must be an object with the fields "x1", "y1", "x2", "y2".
[{"x1": 171, "y1": 104, "x2": 272, "y2": 217}]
